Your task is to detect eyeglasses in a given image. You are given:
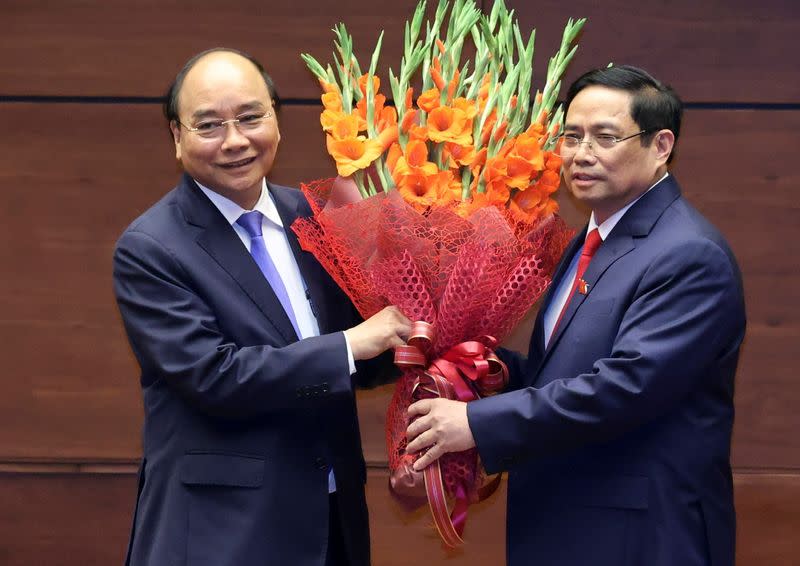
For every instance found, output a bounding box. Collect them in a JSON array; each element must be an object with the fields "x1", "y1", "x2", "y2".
[
  {"x1": 556, "y1": 130, "x2": 649, "y2": 158},
  {"x1": 178, "y1": 110, "x2": 274, "y2": 139}
]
